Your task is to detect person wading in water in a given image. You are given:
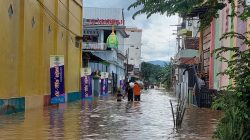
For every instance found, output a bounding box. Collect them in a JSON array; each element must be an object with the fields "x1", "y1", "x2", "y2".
[
  {"x1": 133, "y1": 82, "x2": 141, "y2": 101},
  {"x1": 125, "y1": 81, "x2": 134, "y2": 102}
]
